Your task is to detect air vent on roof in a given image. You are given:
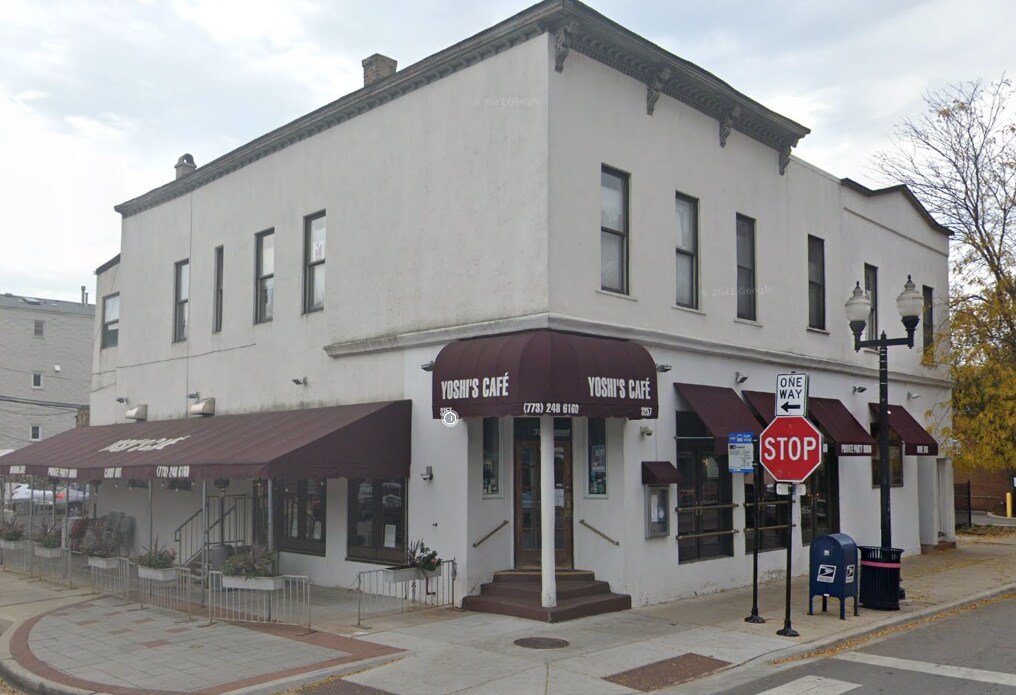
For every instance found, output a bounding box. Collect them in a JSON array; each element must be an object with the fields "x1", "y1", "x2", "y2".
[{"x1": 22, "y1": 297, "x2": 41, "y2": 305}]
